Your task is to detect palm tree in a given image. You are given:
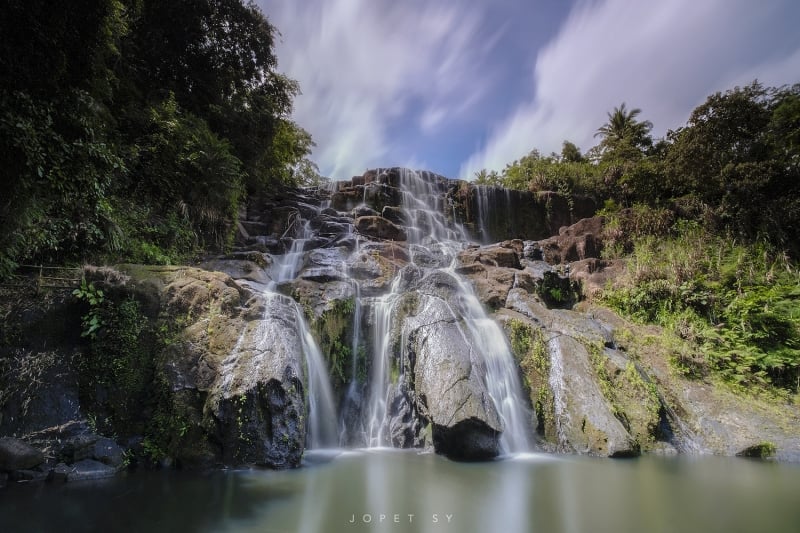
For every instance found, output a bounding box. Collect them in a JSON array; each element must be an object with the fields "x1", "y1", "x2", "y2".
[{"x1": 595, "y1": 103, "x2": 653, "y2": 152}]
